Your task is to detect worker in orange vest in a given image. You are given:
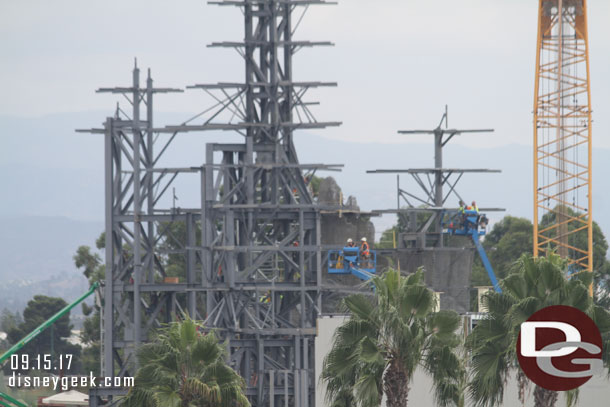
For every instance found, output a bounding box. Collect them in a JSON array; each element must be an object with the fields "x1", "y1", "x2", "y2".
[
  {"x1": 360, "y1": 237, "x2": 370, "y2": 268},
  {"x1": 360, "y1": 237, "x2": 370, "y2": 257}
]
